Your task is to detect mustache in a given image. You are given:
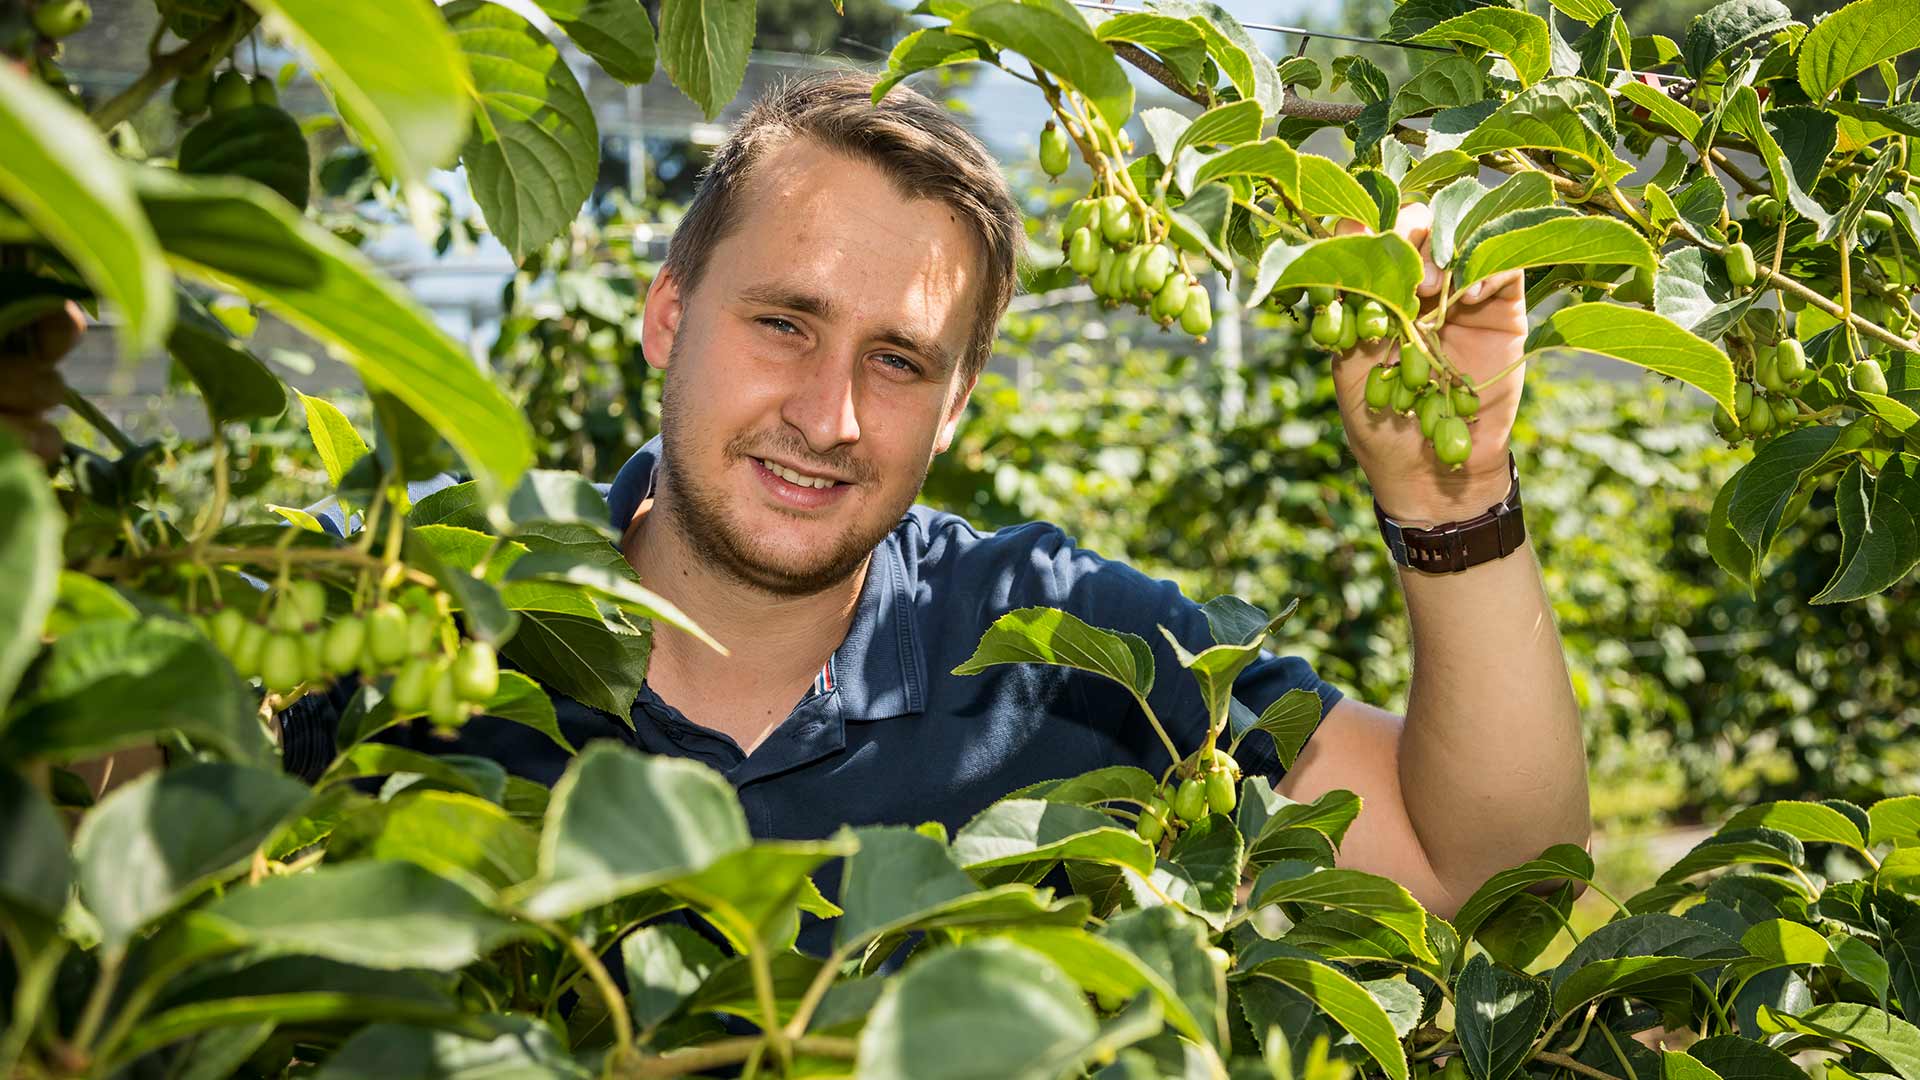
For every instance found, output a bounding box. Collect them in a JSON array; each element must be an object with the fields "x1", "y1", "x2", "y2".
[{"x1": 724, "y1": 433, "x2": 876, "y2": 484}]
